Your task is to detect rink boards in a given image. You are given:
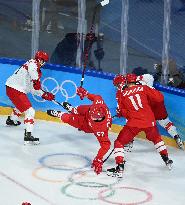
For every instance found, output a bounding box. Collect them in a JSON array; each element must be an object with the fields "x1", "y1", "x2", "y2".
[{"x1": 0, "y1": 59, "x2": 184, "y2": 147}]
